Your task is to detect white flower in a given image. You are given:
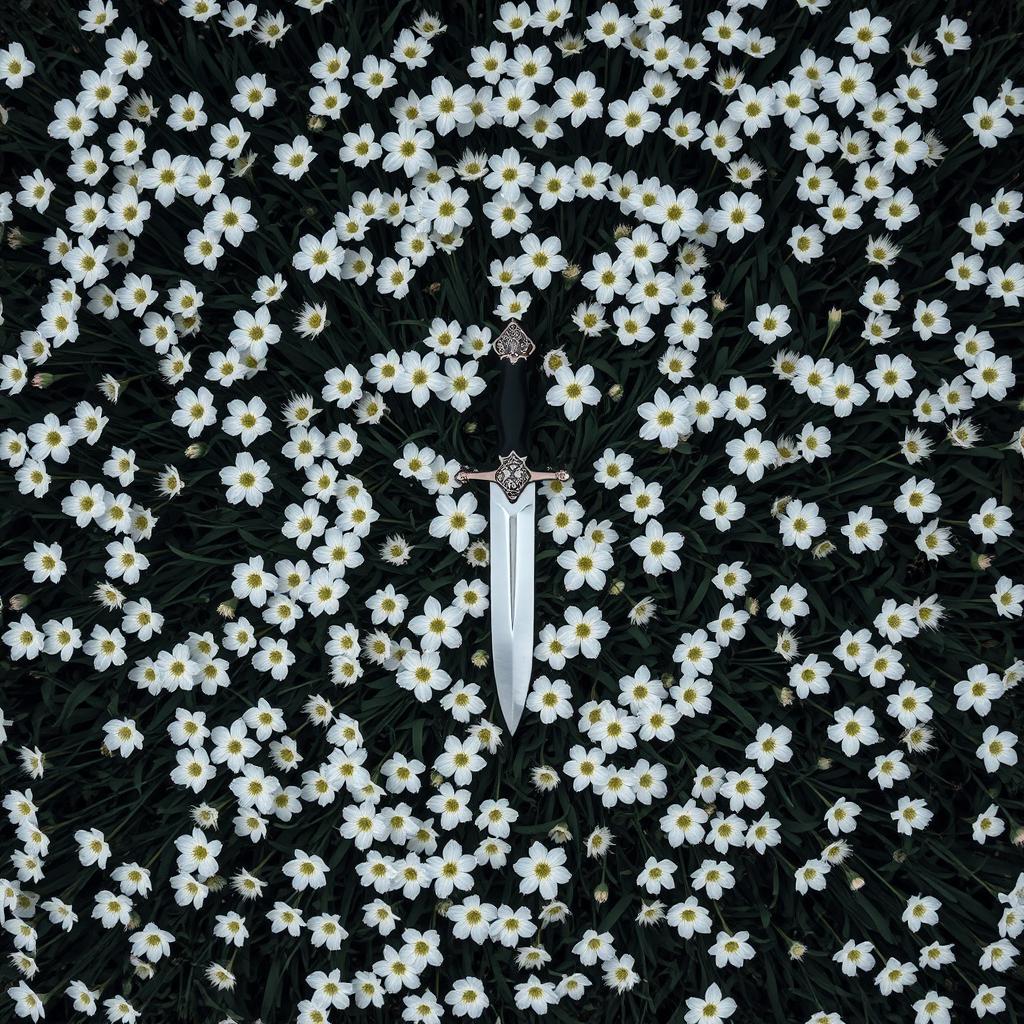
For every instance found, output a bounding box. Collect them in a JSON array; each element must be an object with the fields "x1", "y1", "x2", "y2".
[
  {"x1": 0, "y1": 42, "x2": 35, "y2": 88},
  {"x1": 892, "y1": 796, "x2": 934, "y2": 835},
  {"x1": 965, "y1": 98, "x2": 1012, "y2": 148},
  {"x1": 991, "y1": 576, "x2": 1024, "y2": 618},
  {"x1": 713, "y1": 191, "x2": 764, "y2": 242},
  {"x1": 778, "y1": 499, "x2": 825, "y2": 549},
  {"x1": 828, "y1": 706, "x2": 880, "y2": 757},
  {"x1": 726, "y1": 428, "x2": 777, "y2": 482},
  {"x1": 903, "y1": 894, "x2": 942, "y2": 933},
  {"x1": 977, "y1": 726, "x2": 1019, "y2": 773},
  {"x1": 629, "y1": 520, "x2": 683, "y2": 575},
  {"x1": 513, "y1": 842, "x2": 570, "y2": 899},
  {"x1": 220, "y1": 452, "x2": 273, "y2": 507},
  {"x1": 701, "y1": 485, "x2": 744, "y2": 531},
  {"x1": 283, "y1": 850, "x2": 329, "y2": 891},
  {"x1": 834, "y1": 938, "x2": 875, "y2": 976},
  {"x1": 684, "y1": 982, "x2": 736, "y2": 1024},
  {"x1": 606, "y1": 91, "x2": 659, "y2": 145},
  {"x1": 430, "y1": 493, "x2": 485, "y2": 552},
  {"x1": 547, "y1": 364, "x2": 600, "y2": 421}
]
